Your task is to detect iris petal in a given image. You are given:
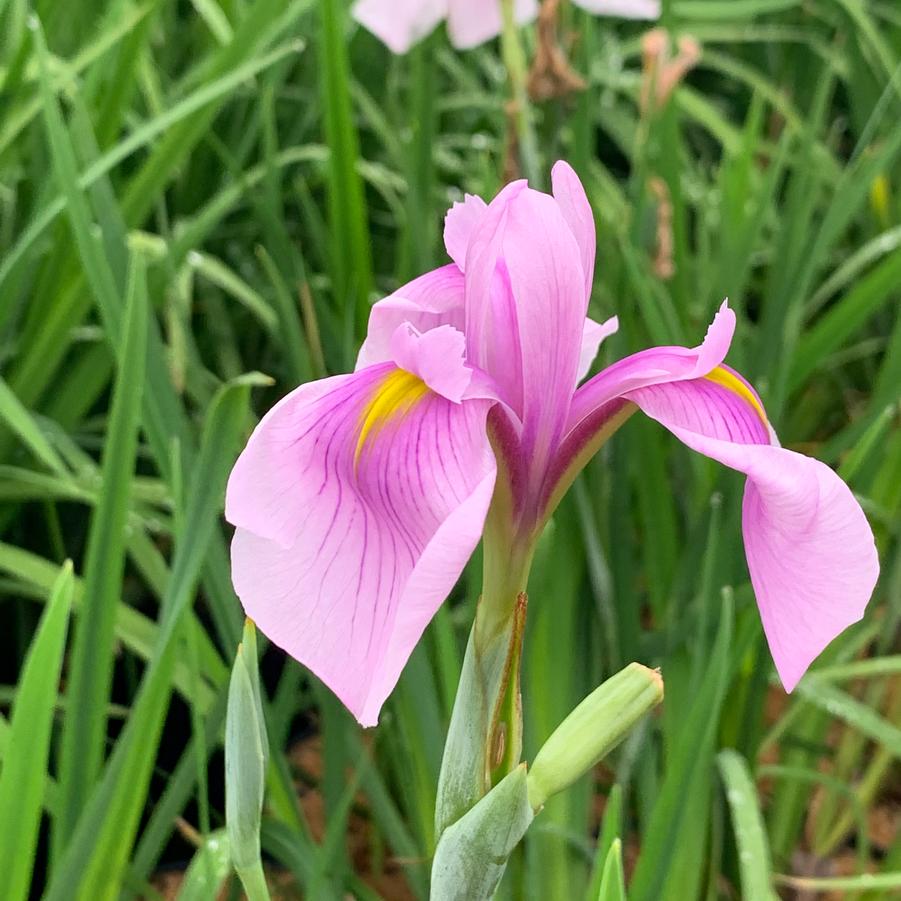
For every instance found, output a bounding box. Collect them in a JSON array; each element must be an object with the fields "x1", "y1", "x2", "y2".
[
  {"x1": 226, "y1": 358, "x2": 496, "y2": 725},
  {"x1": 356, "y1": 265, "x2": 465, "y2": 370},
  {"x1": 564, "y1": 303, "x2": 878, "y2": 688},
  {"x1": 632, "y1": 386, "x2": 878, "y2": 690},
  {"x1": 446, "y1": 0, "x2": 538, "y2": 49},
  {"x1": 352, "y1": 0, "x2": 447, "y2": 54}
]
